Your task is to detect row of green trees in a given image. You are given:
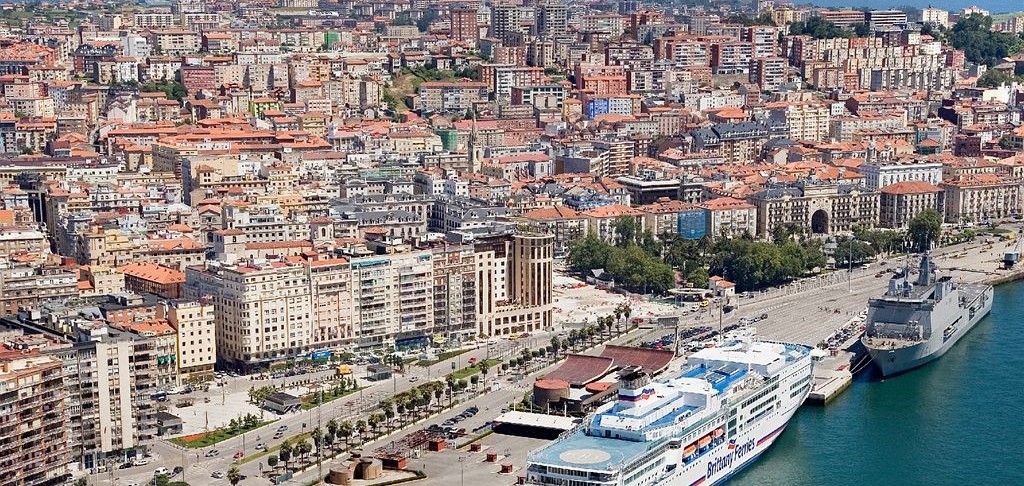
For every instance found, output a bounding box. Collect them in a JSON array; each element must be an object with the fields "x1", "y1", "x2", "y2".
[
  {"x1": 567, "y1": 218, "x2": 677, "y2": 294},
  {"x1": 567, "y1": 208, "x2": 947, "y2": 293},
  {"x1": 788, "y1": 17, "x2": 869, "y2": 39}
]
